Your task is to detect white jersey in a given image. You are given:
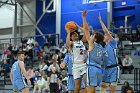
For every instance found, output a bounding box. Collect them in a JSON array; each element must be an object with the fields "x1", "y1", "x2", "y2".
[{"x1": 72, "y1": 40, "x2": 86, "y2": 64}]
